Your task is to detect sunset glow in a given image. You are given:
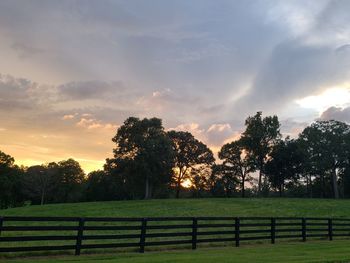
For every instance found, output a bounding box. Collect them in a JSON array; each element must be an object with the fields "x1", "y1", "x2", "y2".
[{"x1": 0, "y1": 1, "x2": 349, "y2": 173}]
